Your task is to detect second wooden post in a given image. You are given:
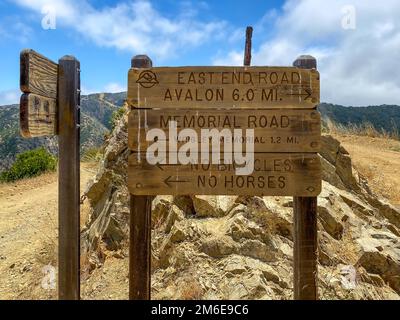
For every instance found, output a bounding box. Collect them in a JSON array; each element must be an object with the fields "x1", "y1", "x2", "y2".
[
  {"x1": 292, "y1": 55, "x2": 319, "y2": 300},
  {"x1": 129, "y1": 55, "x2": 153, "y2": 300}
]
